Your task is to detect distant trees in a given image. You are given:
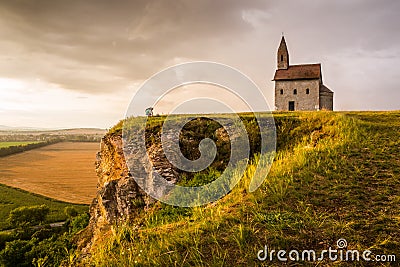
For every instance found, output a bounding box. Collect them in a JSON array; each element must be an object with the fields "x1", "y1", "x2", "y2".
[
  {"x1": 0, "y1": 140, "x2": 59, "y2": 157},
  {"x1": 62, "y1": 134, "x2": 102, "y2": 142},
  {"x1": 64, "y1": 206, "x2": 79, "y2": 218},
  {"x1": 0, "y1": 134, "x2": 103, "y2": 143},
  {"x1": 7, "y1": 205, "x2": 50, "y2": 228},
  {"x1": 0, "y1": 204, "x2": 90, "y2": 266}
]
